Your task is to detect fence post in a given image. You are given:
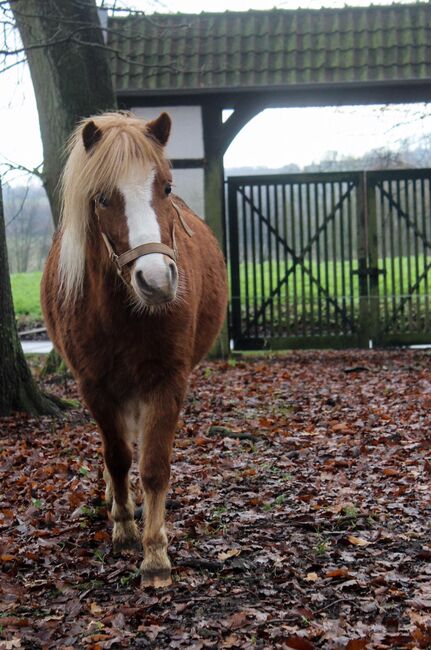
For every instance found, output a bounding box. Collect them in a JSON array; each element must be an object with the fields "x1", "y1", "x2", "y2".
[
  {"x1": 356, "y1": 172, "x2": 370, "y2": 347},
  {"x1": 366, "y1": 174, "x2": 380, "y2": 343},
  {"x1": 227, "y1": 179, "x2": 241, "y2": 348}
]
